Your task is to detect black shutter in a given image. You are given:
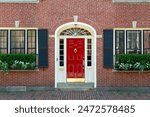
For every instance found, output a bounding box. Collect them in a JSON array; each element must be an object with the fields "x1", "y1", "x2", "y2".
[
  {"x1": 103, "y1": 29, "x2": 113, "y2": 68},
  {"x1": 38, "y1": 29, "x2": 48, "y2": 67}
]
